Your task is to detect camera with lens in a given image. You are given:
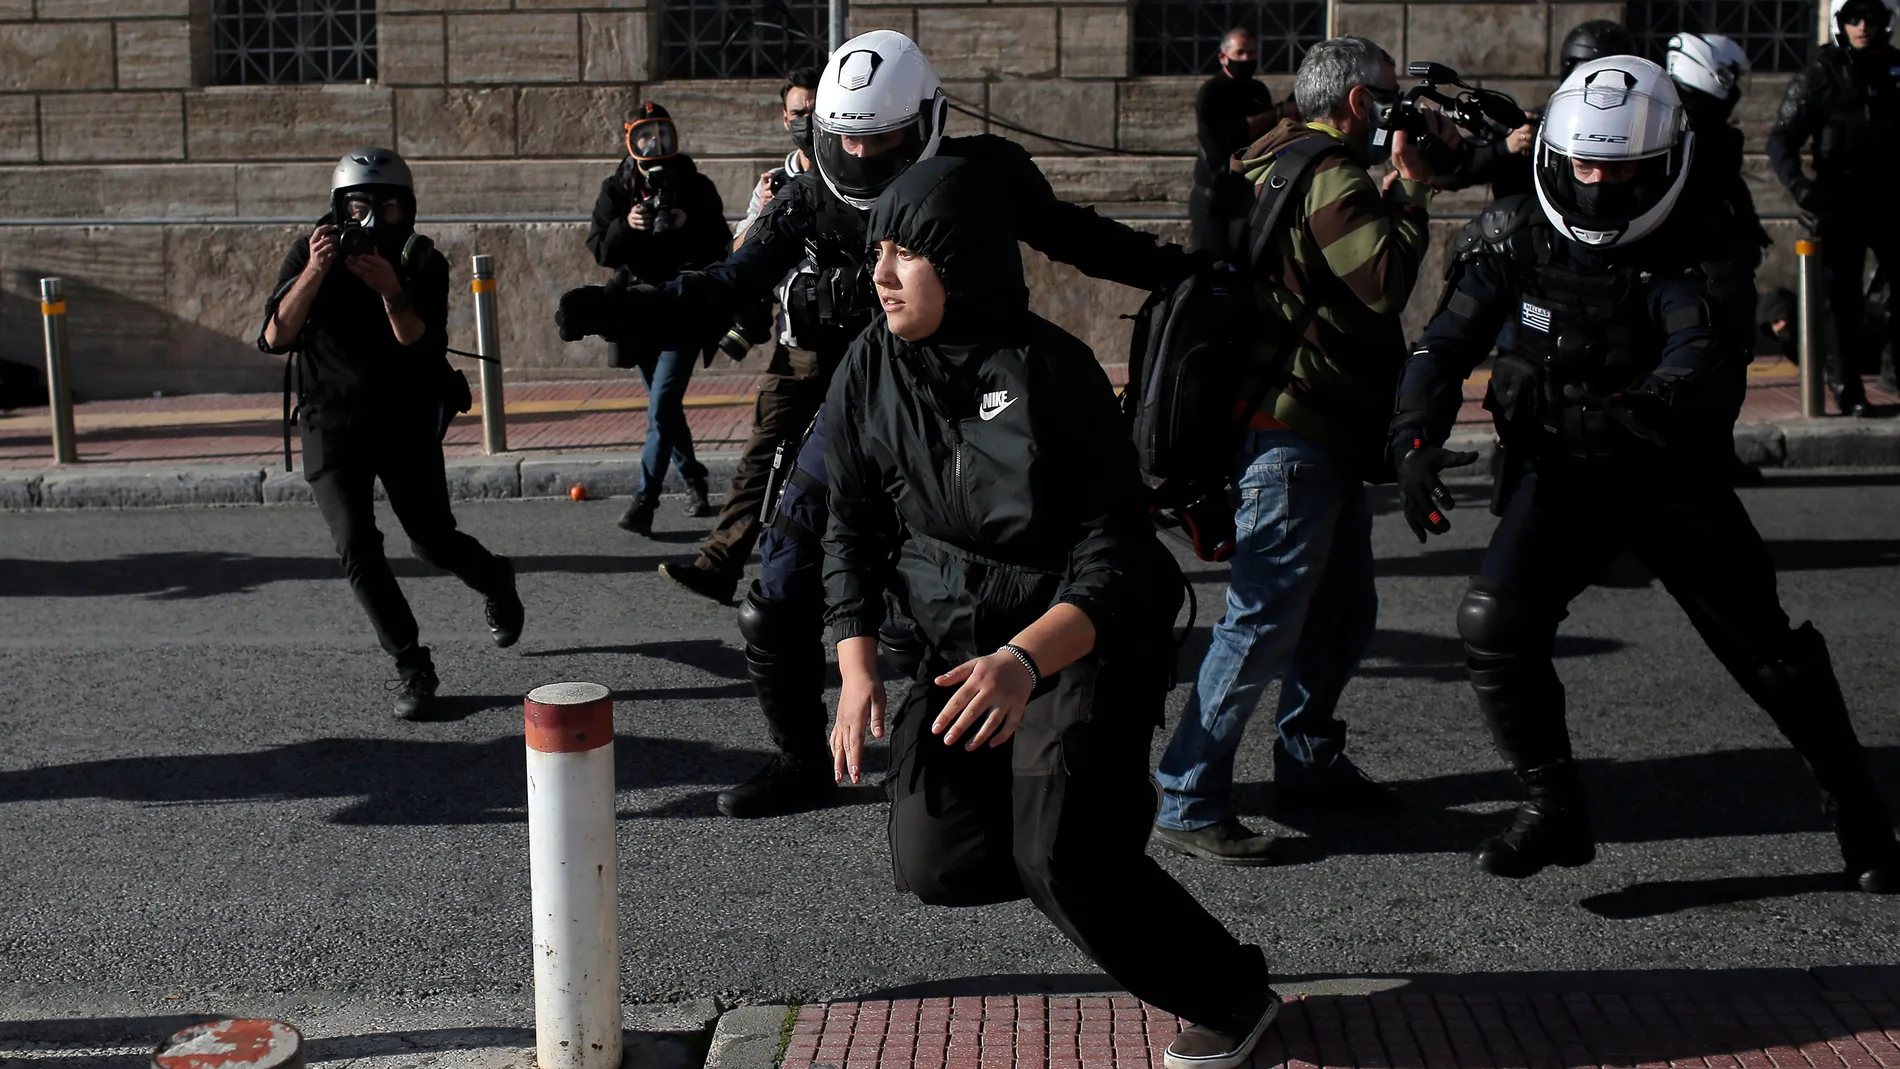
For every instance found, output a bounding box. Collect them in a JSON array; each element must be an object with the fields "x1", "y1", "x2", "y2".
[
  {"x1": 336, "y1": 219, "x2": 377, "y2": 258},
  {"x1": 1372, "y1": 61, "x2": 1529, "y2": 175},
  {"x1": 642, "y1": 163, "x2": 678, "y2": 236},
  {"x1": 716, "y1": 301, "x2": 773, "y2": 363}
]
